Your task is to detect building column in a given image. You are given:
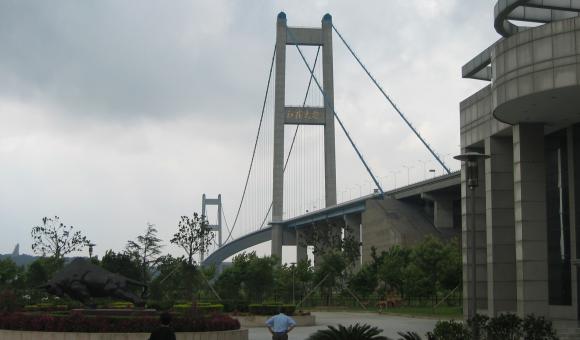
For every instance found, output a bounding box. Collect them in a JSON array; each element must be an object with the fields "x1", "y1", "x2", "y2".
[
  {"x1": 485, "y1": 136, "x2": 517, "y2": 315},
  {"x1": 462, "y1": 148, "x2": 488, "y2": 318},
  {"x1": 513, "y1": 123, "x2": 549, "y2": 316},
  {"x1": 344, "y1": 213, "x2": 362, "y2": 271}
]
